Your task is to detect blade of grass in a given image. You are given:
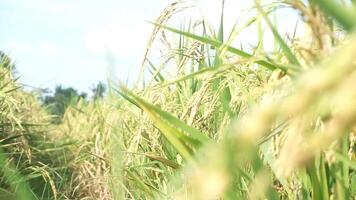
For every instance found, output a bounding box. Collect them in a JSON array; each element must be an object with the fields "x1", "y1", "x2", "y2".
[
  {"x1": 144, "y1": 153, "x2": 181, "y2": 169},
  {"x1": 116, "y1": 85, "x2": 210, "y2": 163},
  {"x1": 0, "y1": 148, "x2": 37, "y2": 200},
  {"x1": 255, "y1": 0, "x2": 301, "y2": 66},
  {"x1": 314, "y1": 0, "x2": 356, "y2": 32},
  {"x1": 307, "y1": 162, "x2": 323, "y2": 200},
  {"x1": 125, "y1": 169, "x2": 155, "y2": 197},
  {"x1": 319, "y1": 154, "x2": 330, "y2": 200},
  {"x1": 156, "y1": 63, "x2": 231, "y2": 88},
  {"x1": 149, "y1": 22, "x2": 290, "y2": 72},
  {"x1": 332, "y1": 151, "x2": 356, "y2": 170},
  {"x1": 147, "y1": 60, "x2": 165, "y2": 83},
  {"x1": 119, "y1": 86, "x2": 210, "y2": 144}
]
